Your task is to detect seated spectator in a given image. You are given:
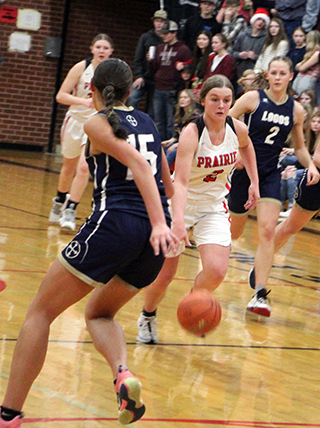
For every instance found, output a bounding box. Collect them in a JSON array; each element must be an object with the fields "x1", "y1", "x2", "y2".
[
  {"x1": 254, "y1": 17, "x2": 289, "y2": 73},
  {"x1": 176, "y1": 30, "x2": 213, "y2": 99},
  {"x1": 236, "y1": 68, "x2": 267, "y2": 98},
  {"x1": 230, "y1": 7, "x2": 268, "y2": 85},
  {"x1": 293, "y1": 30, "x2": 320, "y2": 98},
  {"x1": 299, "y1": 89, "x2": 318, "y2": 111},
  {"x1": 287, "y1": 26, "x2": 306, "y2": 80},
  {"x1": 162, "y1": 89, "x2": 202, "y2": 169},
  {"x1": 218, "y1": 0, "x2": 254, "y2": 24},
  {"x1": 219, "y1": 0, "x2": 248, "y2": 47},
  {"x1": 204, "y1": 33, "x2": 236, "y2": 82},
  {"x1": 171, "y1": 64, "x2": 193, "y2": 105},
  {"x1": 182, "y1": 0, "x2": 222, "y2": 51}
]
